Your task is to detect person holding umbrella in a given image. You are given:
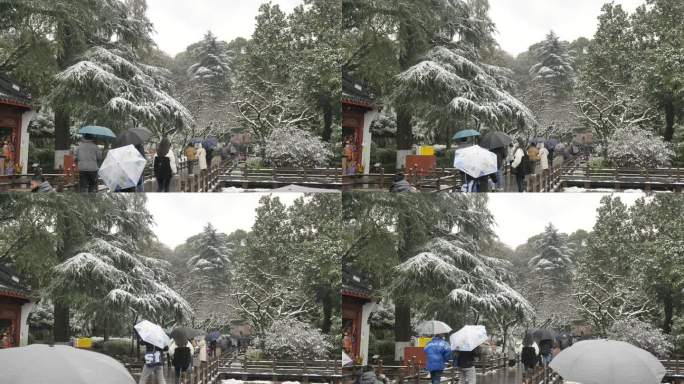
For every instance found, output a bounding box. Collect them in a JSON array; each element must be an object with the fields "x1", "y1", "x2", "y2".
[
  {"x1": 510, "y1": 138, "x2": 531, "y2": 192},
  {"x1": 185, "y1": 143, "x2": 197, "y2": 175},
  {"x1": 138, "y1": 337, "x2": 167, "y2": 384},
  {"x1": 450, "y1": 325, "x2": 487, "y2": 384},
  {"x1": 153, "y1": 138, "x2": 177, "y2": 193},
  {"x1": 169, "y1": 338, "x2": 194, "y2": 383},
  {"x1": 424, "y1": 334, "x2": 453, "y2": 384},
  {"x1": 75, "y1": 133, "x2": 103, "y2": 192}
]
